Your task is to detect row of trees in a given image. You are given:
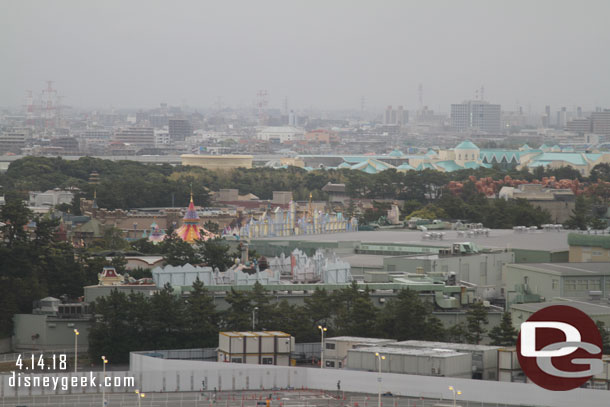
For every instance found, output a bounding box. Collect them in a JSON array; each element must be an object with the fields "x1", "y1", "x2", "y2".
[
  {"x1": 3, "y1": 156, "x2": 609, "y2": 211},
  {"x1": 89, "y1": 280, "x2": 522, "y2": 363}
]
